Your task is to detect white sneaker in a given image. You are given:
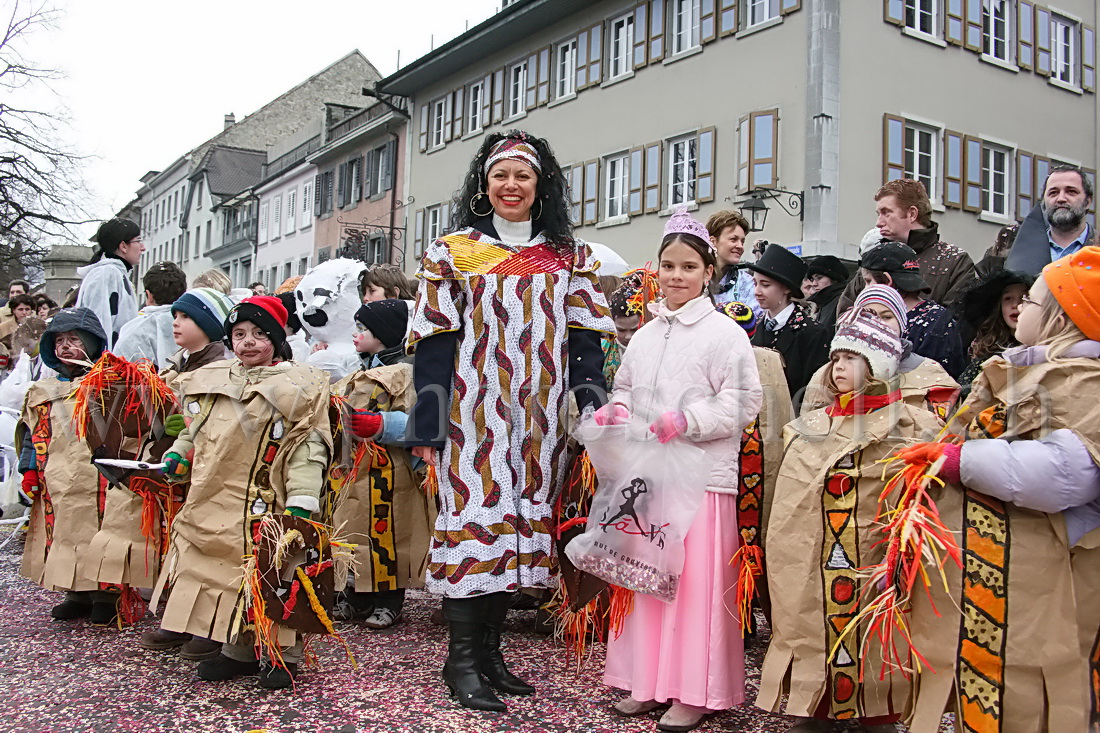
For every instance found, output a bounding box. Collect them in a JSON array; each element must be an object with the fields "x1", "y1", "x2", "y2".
[{"x1": 362, "y1": 606, "x2": 400, "y2": 629}]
